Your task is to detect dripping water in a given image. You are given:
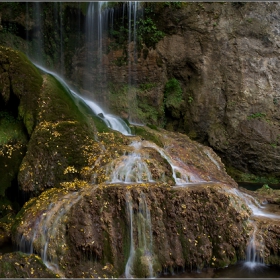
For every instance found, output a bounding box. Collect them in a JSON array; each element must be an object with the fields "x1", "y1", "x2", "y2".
[{"x1": 244, "y1": 223, "x2": 265, "y2": 269}]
